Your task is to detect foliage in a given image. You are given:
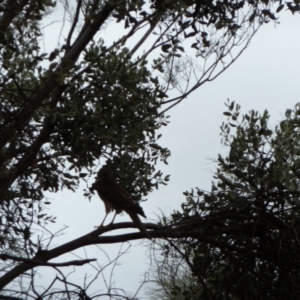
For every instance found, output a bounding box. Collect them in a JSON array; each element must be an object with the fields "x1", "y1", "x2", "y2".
[
  {"x1": 0, "y1": 0, "x2": 296, "y2": 298},
  {"x1": 154, "y1": 101, "x2": 300, "y2": 299},
  {"x1": 148, "y1": 239, "x2": 202, "y2": 300}
]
